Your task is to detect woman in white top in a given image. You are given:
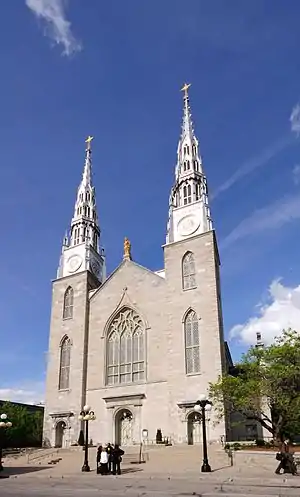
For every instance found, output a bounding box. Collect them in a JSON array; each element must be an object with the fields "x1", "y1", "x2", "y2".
[{"x1": 99, "y1": 447, "x2": 109, "y2": 475}]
